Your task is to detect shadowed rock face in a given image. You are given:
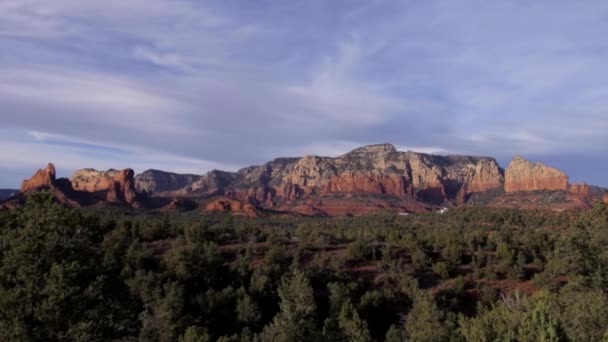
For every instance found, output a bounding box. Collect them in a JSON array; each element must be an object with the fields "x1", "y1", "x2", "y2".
[
  {"x1": 107, "y1": 169, "x2": 139, "y2": 205},
  {"x1": 135, "y1": 170, "x2": 201, "y2": 193},
  {"x1": 505, "y1": 156, "x2": 569, "y2": 193}
]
